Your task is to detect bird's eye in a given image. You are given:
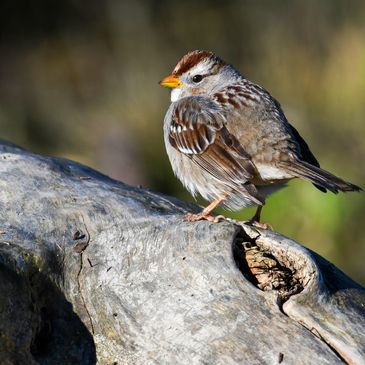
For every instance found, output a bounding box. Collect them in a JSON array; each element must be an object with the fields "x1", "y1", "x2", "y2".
[{"x1": 192, "y1": 75, "x2": 203, "y2": 83}]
